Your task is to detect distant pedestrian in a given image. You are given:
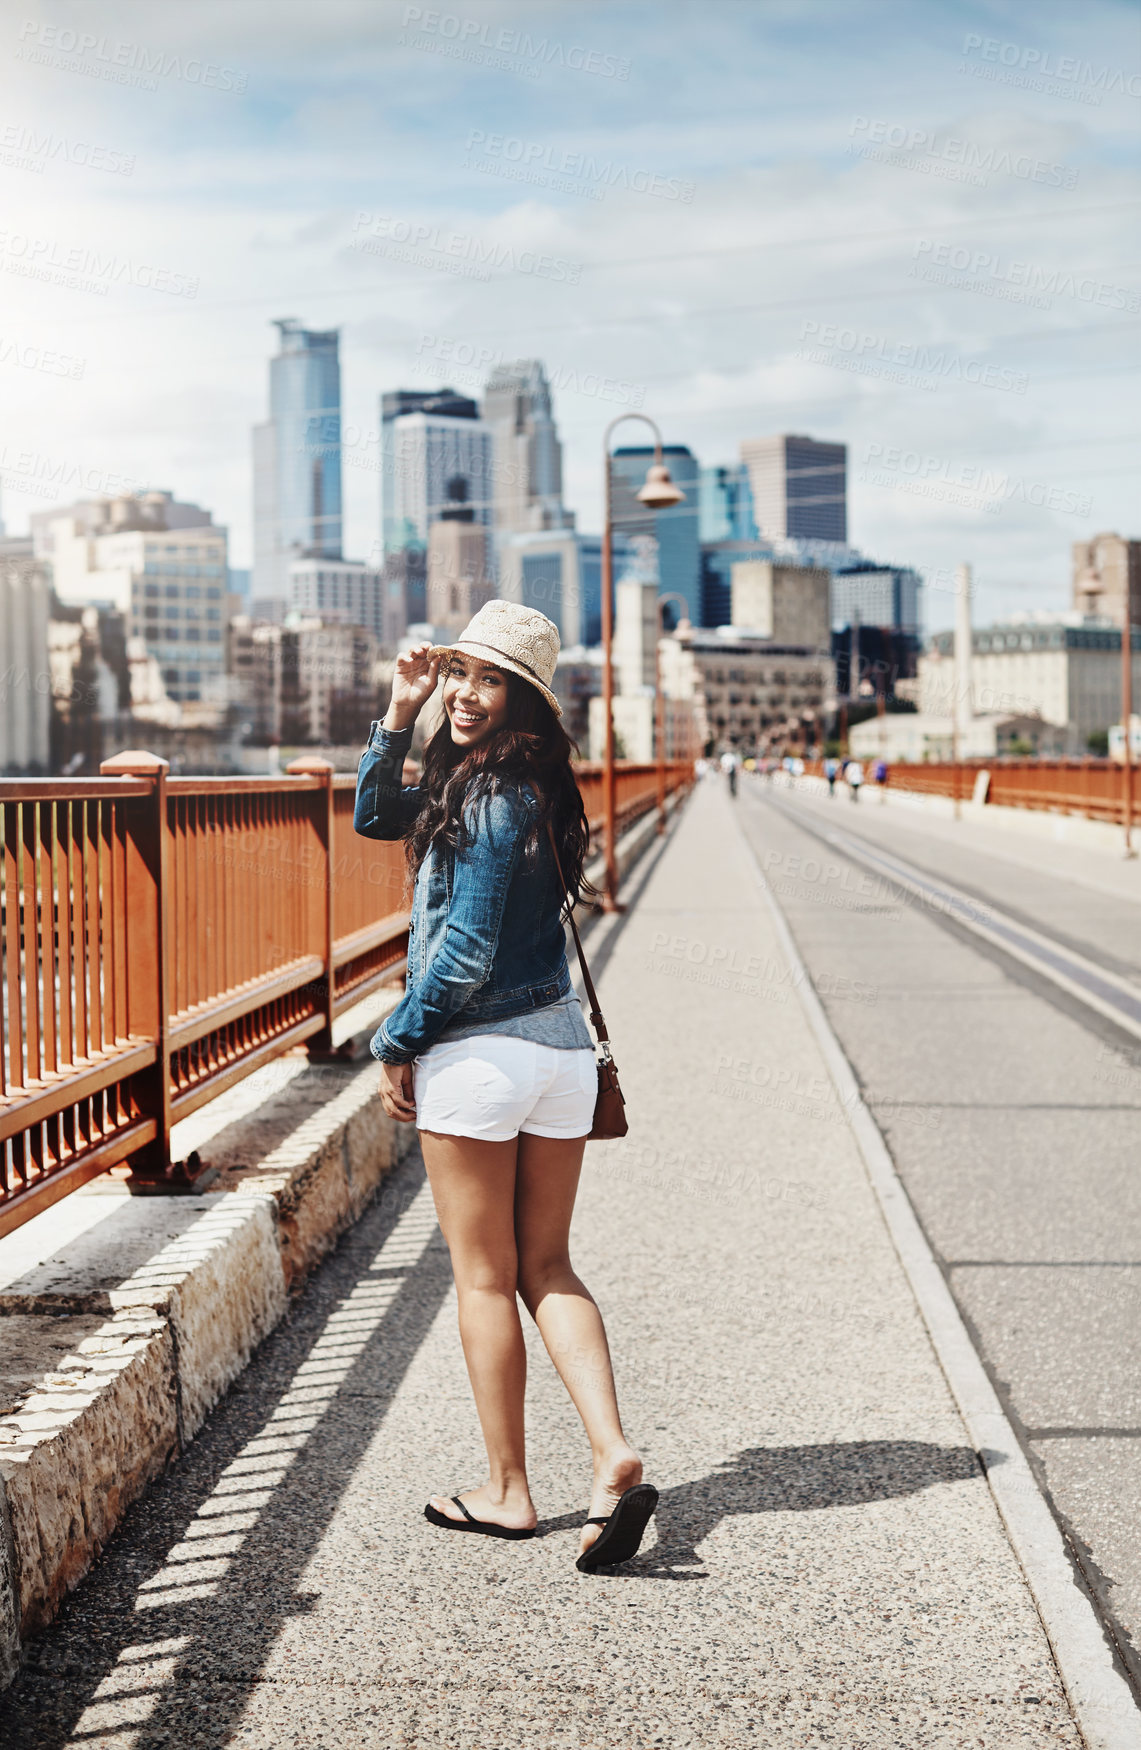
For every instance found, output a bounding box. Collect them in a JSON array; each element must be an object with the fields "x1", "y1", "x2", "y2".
[
  {"x1": 355, "y1": 601, "x2": 657, "y2": 1572},
  {"x1": 824, "y1": 756, "x2": 838, "y2": 797},
  {"x1": 720, "y1": 748, "x2": 739, "y2": 797},
  {"x1": 846, "y1": 759, "x2": 863, "y2": 801},
  {"x1": 873, "y1": 758, "x2": 888, "y2": 801}
]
